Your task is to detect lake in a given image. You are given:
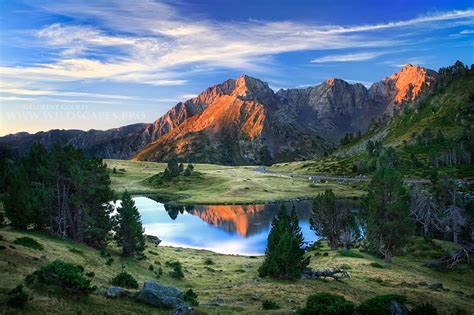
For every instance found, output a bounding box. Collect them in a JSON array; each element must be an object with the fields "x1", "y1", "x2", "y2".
[{"x1": 119, "y1": 197, "x2": 318, "y2": 255}]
